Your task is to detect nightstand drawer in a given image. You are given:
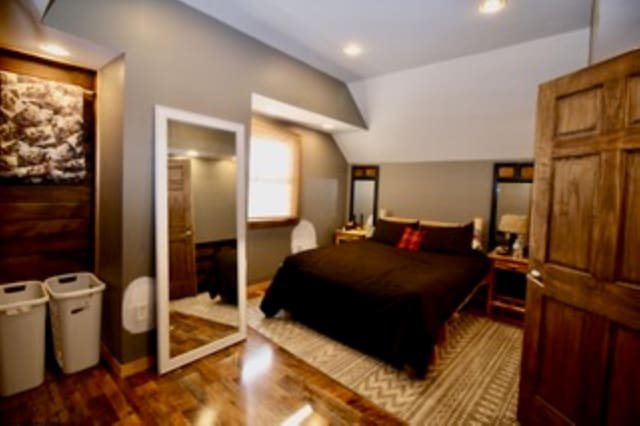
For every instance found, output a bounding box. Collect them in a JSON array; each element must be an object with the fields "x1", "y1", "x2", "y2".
[{"x1": 494, "y1": 260, "x2": 529, "y2": 274}]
